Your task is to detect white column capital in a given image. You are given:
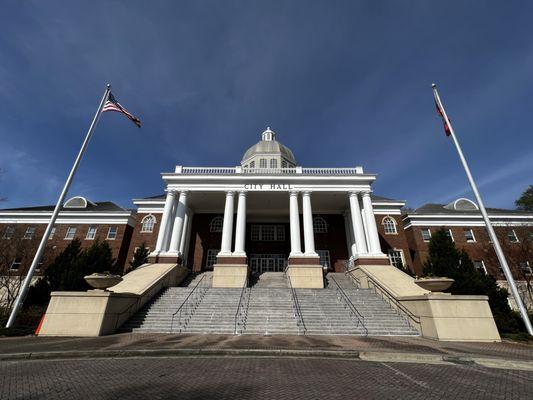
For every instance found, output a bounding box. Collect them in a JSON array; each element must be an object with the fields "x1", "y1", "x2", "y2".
[
  {"x1": 360, "y1": 190, "x2": 372, "y2": 197},
  {"x1": 301, "y1": 190, "x2": 312, "y2": 197},
  {"x1": 226, "y1": 190, "x2": 235, "y2": 196},
  {"x1": 289, "y1": 190, "x2": 299, "y2": 197},
  {"x1": 237, "y1": 190, "x2": 247, "y2": 197}
]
